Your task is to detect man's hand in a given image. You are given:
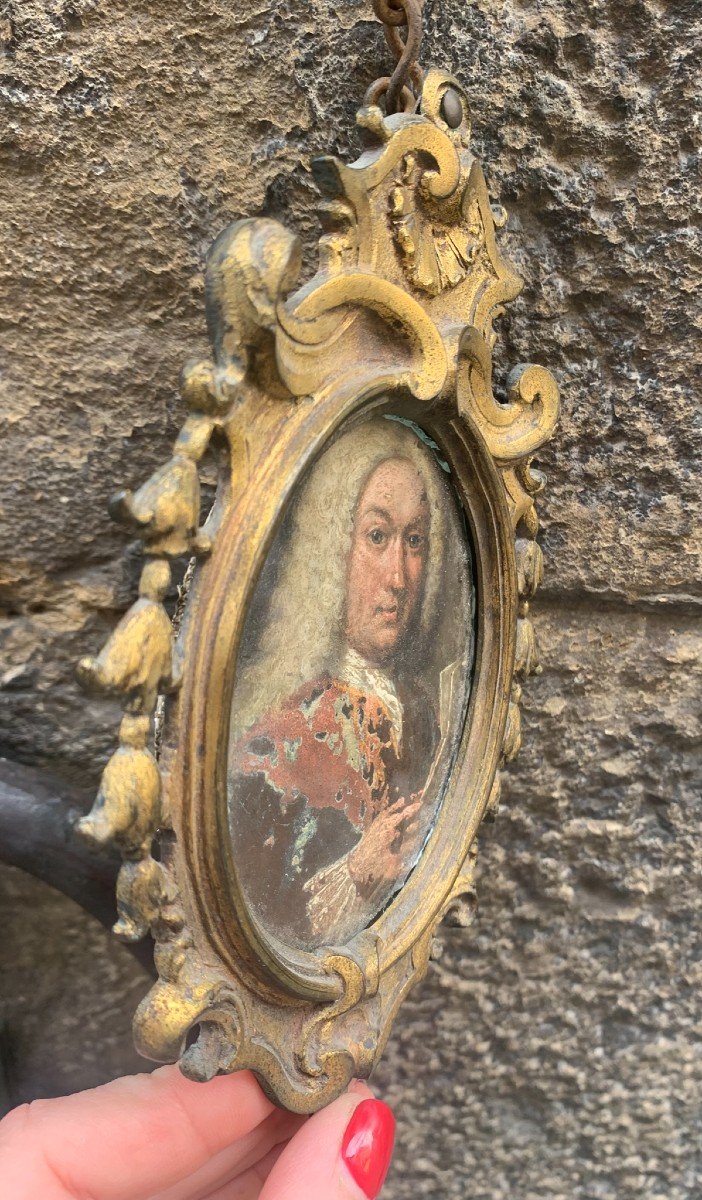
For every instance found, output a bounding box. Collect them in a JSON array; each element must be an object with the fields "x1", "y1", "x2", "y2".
[
  {"x1": 0, "y1": 1065, "x2": 395, "y2": 1200},
  {"x1": 348, "y1": 798, "x2": 422, "y2": 891}
]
